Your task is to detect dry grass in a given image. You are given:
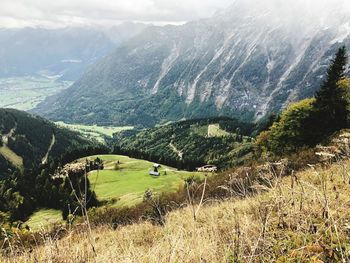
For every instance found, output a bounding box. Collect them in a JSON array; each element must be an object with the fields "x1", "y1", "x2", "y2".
[{"x1": 2, "y1": 159, "x2": 350, "y2": 262}]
